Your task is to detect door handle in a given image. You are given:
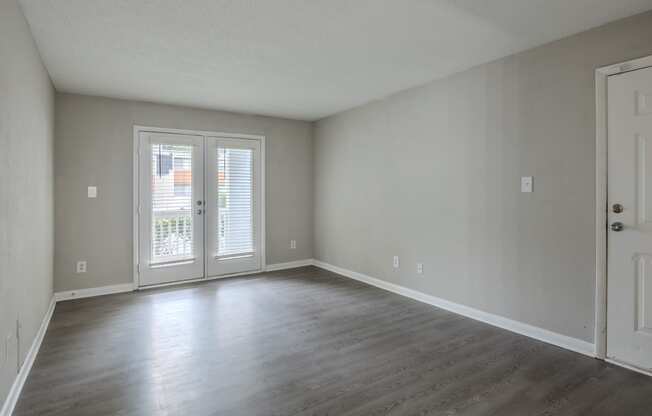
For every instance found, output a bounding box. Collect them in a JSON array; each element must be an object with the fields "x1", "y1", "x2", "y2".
[{"x1": 611, "y1": 222, "x2": 624, "y2": 232}]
